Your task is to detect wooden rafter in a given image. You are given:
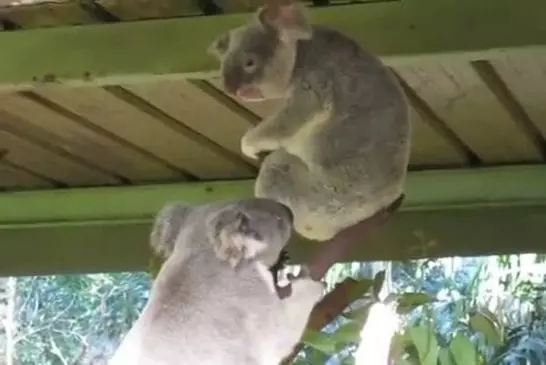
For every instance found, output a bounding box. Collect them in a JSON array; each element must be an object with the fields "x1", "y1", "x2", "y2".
[
  {"x1": 0, "y1": 0, "x2": 544, "y2": 90},
  {"x1": 1, "y1": 165, "x2": 545, "y2": 276}
]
